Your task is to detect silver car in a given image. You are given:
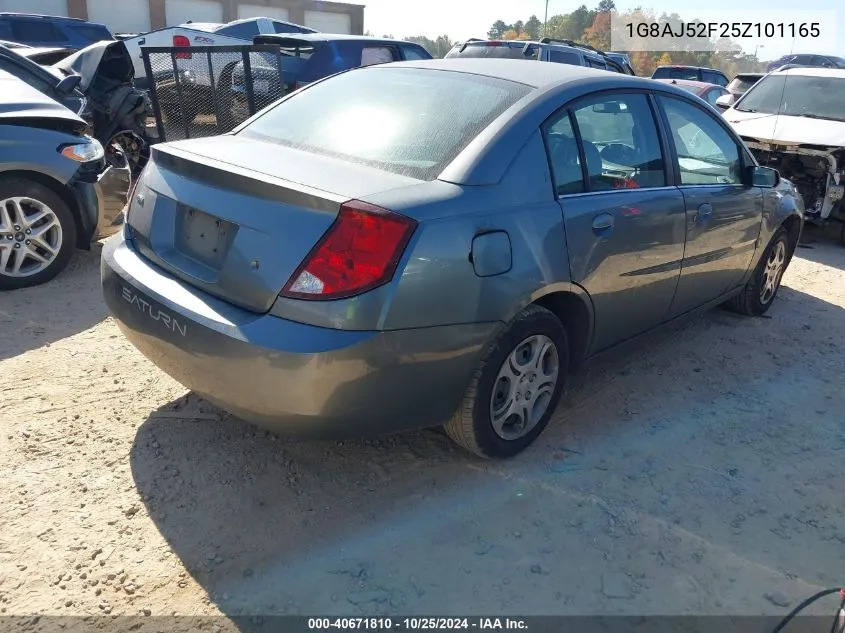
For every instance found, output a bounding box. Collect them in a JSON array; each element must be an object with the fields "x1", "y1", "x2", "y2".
[{"x1": 102, "y1": 59, "x2": 803, "y2": 458}]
